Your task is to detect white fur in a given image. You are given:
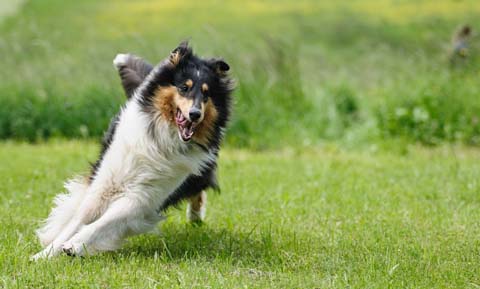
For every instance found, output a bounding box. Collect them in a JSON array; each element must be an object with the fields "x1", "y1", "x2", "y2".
[
  {"x1": 35, "y1": 179, "x2": 88, "y2": 247},
  {"x1": 32, "y1": 96, "x2": 214, "y2": 260},
  {"x1": 113, "y1": 53, "x2": 129, "y2": 68}
]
